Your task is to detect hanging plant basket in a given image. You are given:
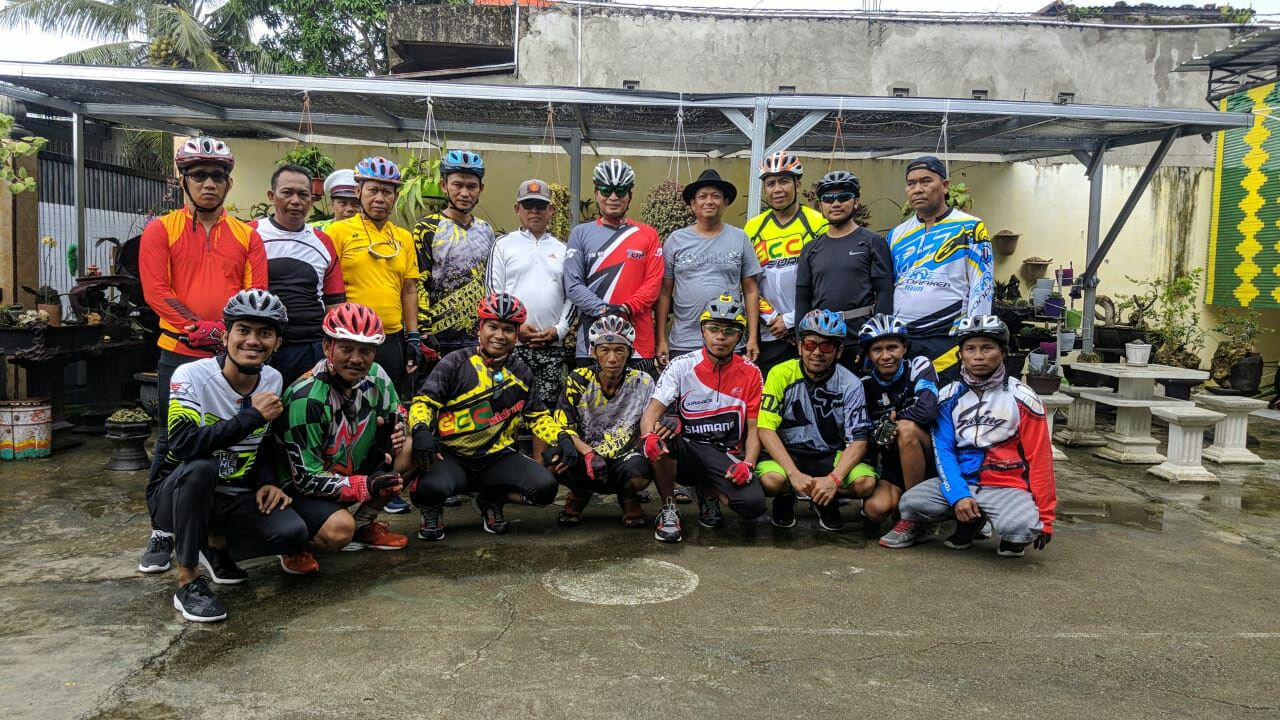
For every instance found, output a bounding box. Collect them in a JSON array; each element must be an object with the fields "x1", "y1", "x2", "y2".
[{"x1": 992, "y1": 230, "x2": 1020, "y2": 256}]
